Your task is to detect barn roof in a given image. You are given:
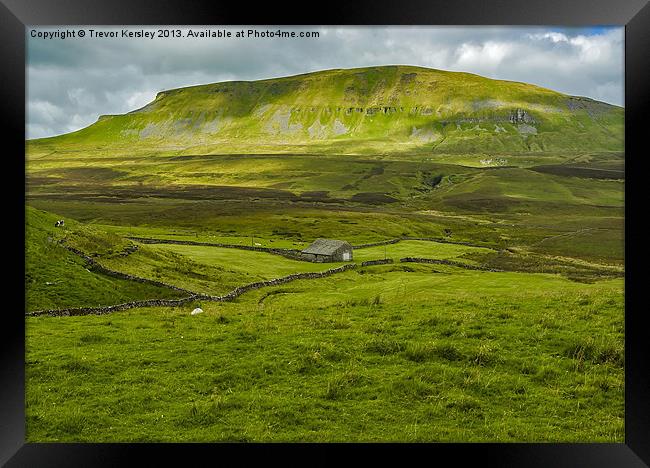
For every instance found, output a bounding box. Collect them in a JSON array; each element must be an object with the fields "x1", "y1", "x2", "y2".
[{"x1": 302, "y1": 238, "x2": 350, "y2": 256}]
